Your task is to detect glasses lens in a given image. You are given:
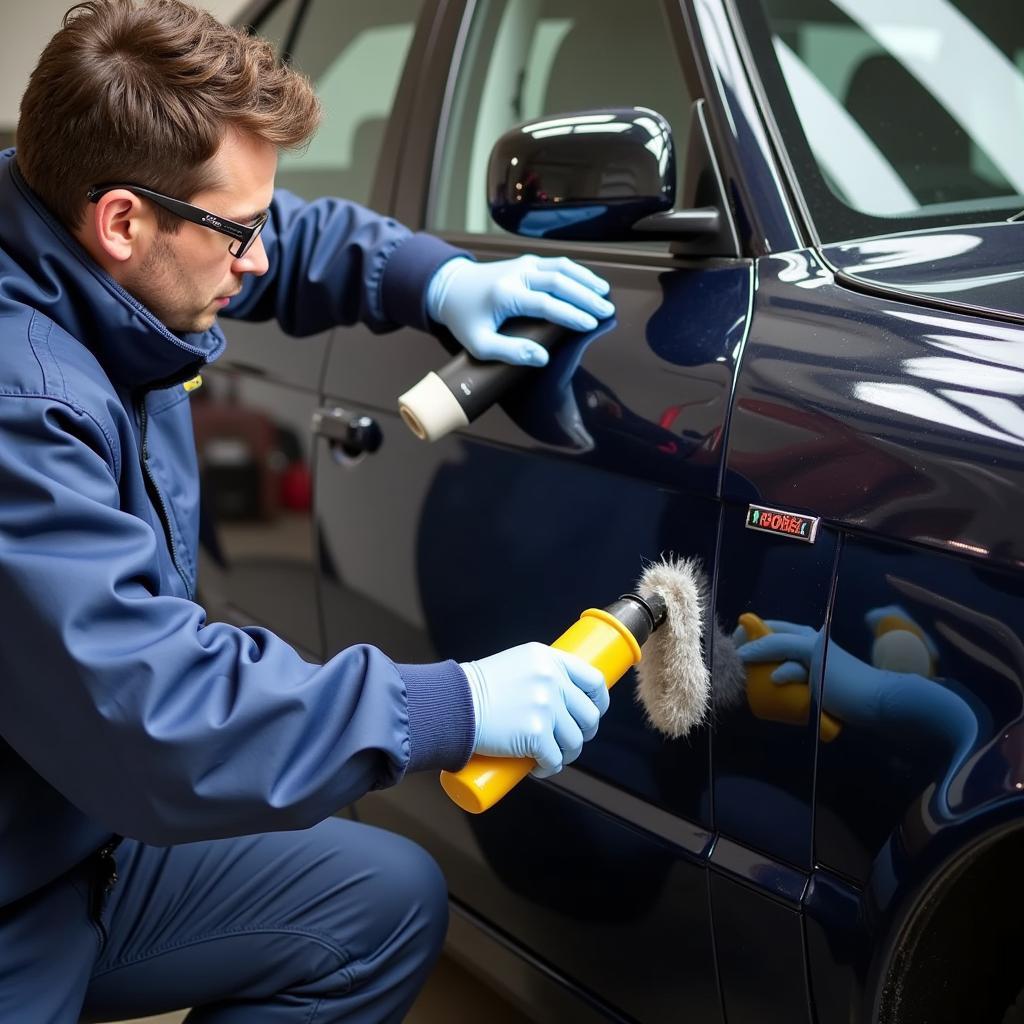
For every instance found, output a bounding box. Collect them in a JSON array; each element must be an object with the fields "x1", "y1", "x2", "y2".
[{"x1": 229, "y1": 213, "x2": 268, "y2": 259}]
